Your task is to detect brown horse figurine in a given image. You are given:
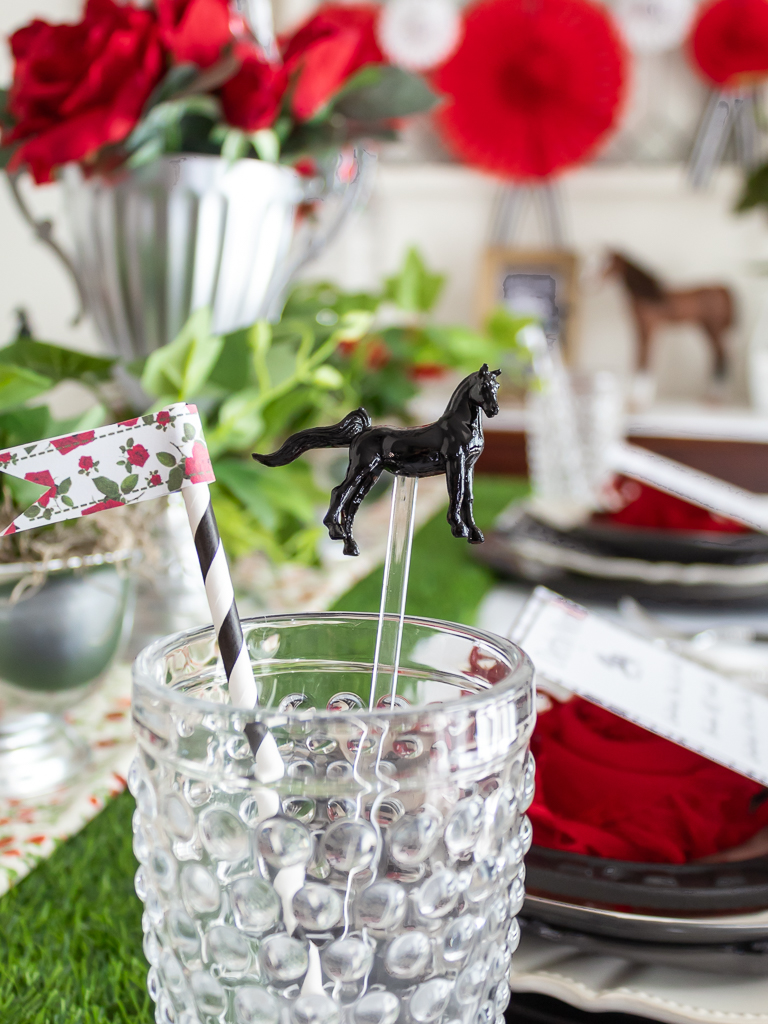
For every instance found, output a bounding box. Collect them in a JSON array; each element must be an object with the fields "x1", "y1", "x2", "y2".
[{"x1": 605, "y1": 252, "x2": 734, "y2": 380}]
